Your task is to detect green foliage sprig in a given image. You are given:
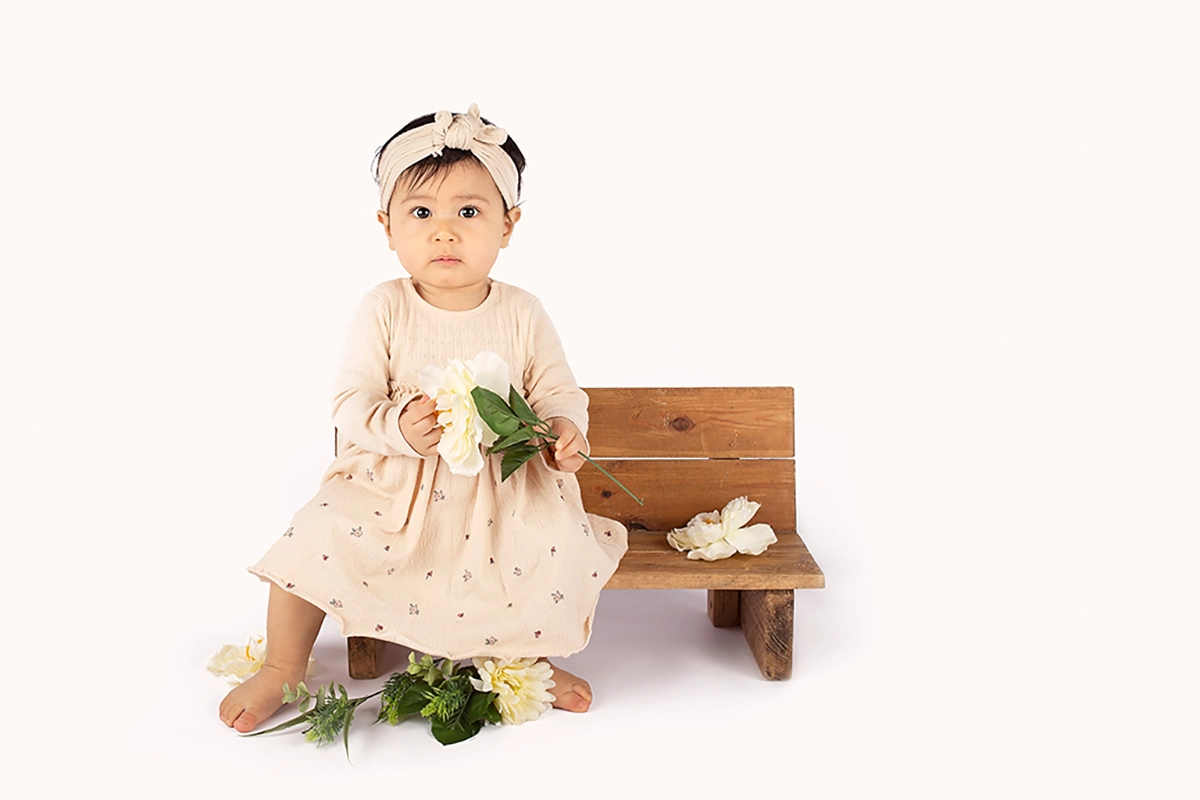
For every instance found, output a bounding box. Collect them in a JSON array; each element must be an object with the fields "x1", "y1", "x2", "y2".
[
  {"x1": 470, "y1": 385, "x2": 643, "y2": 505},
  {"x1": 242, "y1": 652, "x2": 500, "y2": 758}
]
